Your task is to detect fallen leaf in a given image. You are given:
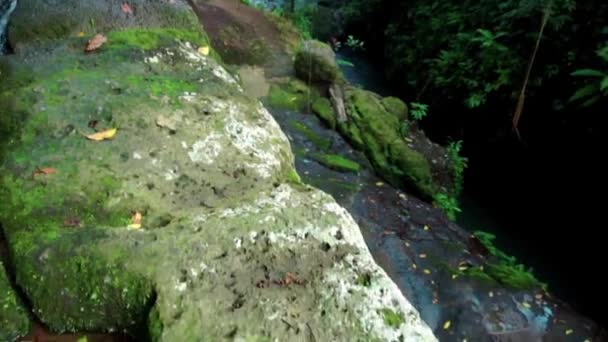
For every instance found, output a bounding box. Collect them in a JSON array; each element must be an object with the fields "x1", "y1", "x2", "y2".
[
  {"x1": 376, "y1": 182, "x2": 384, "y2": 186},
  {"x1": 419, "y1": 253, "x2": 427, "y2": 258},
  {"x1": 78, "y1": 31, "x2": 85, "y2": 37},
  {"x1": 121, "y1": 2, "x2": 133, "y2": 14},
  {"x1": 489, "y1": 291, "x2": 494, "y2": 298},
  {"x1": 411, "y1": 263, "x2": 417, "y2": 270},
  {"x1": 33, "y1": 167, "x2": 57, "y2": 177},
  {"x1": 399, "y1": 193, "x2": 407, "y2": 200},
  {"x1": 443, "y1": 320, "x2": 451, "y2": 330},
  {"x1": 522, "y1": 302, "x2": 531, "y2": 308},
  {"x1": 128, "y1": 211, "x2": 142, "y2": 229},
  {"x1": 85, "y1": 34, "x2": 108, "y2": 52},
  {"x1": 423, "y1": 269, "x2": 431, "y2": 275},
  {"x1": 198, "y1": 46, "x2": 210, "y2": 56},
  {"x1": 458, "y1": 266, "x2": 468, "y2": 271},
  {"x1": 85, "y1": 128, "x2": 117, "y2": 141},
  {"x1": 565, "y1": 329, "x2": 573, "y2": 335},
  {"x1": 423, "y1": 225, "x2": 430, "y2": 231},
  {"x1": 451, "y1": 274, "x2": 458, "y2": 279}
]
